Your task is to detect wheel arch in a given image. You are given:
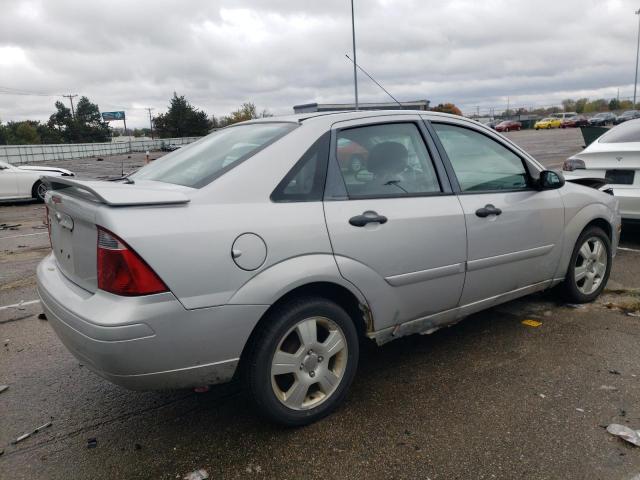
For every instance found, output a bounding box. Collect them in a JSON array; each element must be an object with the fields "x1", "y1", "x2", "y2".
[{"x1": 235, "y1": 280, "x2": 372, "y2": 381}]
